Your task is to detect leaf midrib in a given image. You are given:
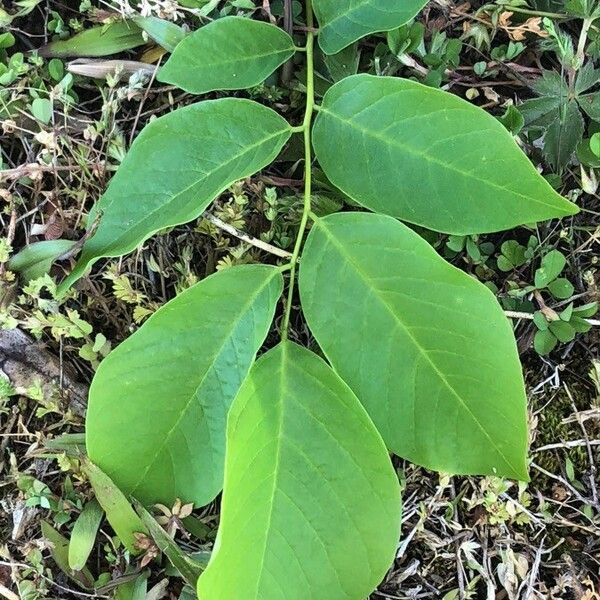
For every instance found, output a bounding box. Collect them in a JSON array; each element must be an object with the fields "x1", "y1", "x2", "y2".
[
  {"x1": 253, "y1": 344, "x2": 287, "y2": 598},
  {"x1": 320, "y1": 0, "x2": 404, "y2": 32},
  {"x1": 129, "y1": 270, "x2": 278, "y2": 496},
  {"x1": 314, "y1": 218, "x2": 520, "y2": 476},
  {"x1": 165, "y1": 44, "x2": 294, "y2": 74}
]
